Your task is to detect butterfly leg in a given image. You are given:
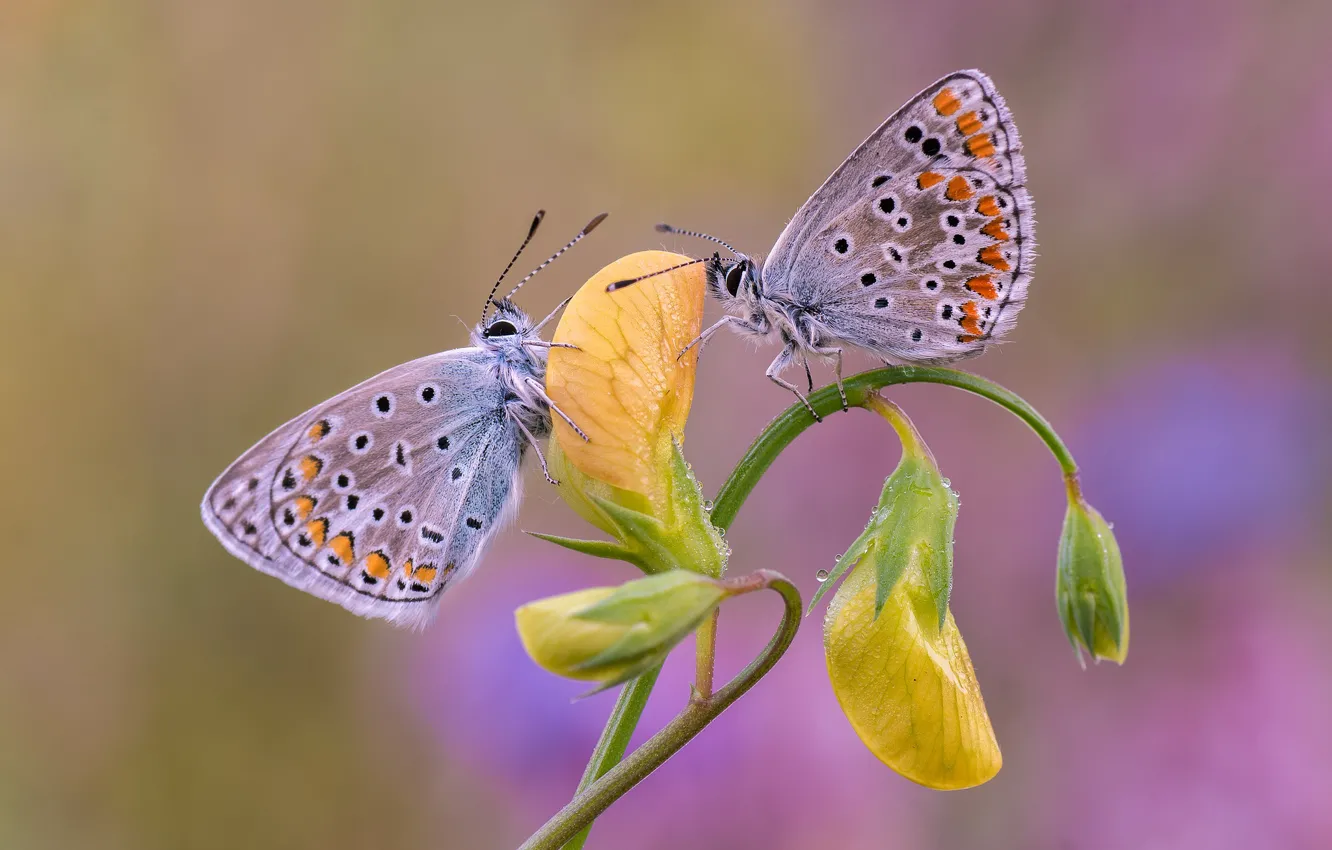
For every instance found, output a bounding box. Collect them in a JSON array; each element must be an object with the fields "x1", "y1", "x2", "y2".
[
  {"x1": 524, "y1": 377, "x2": 590, "y2": 442},
  {"x1": 531, "y1": 295, "x2": 574, "y2": 334},
  {"x1": 766, "y1": 344, "x2": 821, "y2": 422},
  {"x1": 511, "y1": 413, "x2": 559, "y2": 485},
  {"x1": 810, "y1": 345, "x2": 849, "y2": 411},
  {"x1": 523, "y1": 340, "x2": 580, "y2": 351},
  {"x1": 679, "y1": 316, "x2": 738, "y2": 360}
]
